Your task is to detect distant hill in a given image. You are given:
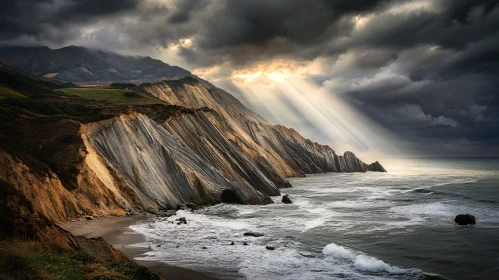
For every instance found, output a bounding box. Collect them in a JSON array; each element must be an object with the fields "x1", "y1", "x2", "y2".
[{"x1": 0, "y1": 45, "x2": 192, "y2": 84}]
